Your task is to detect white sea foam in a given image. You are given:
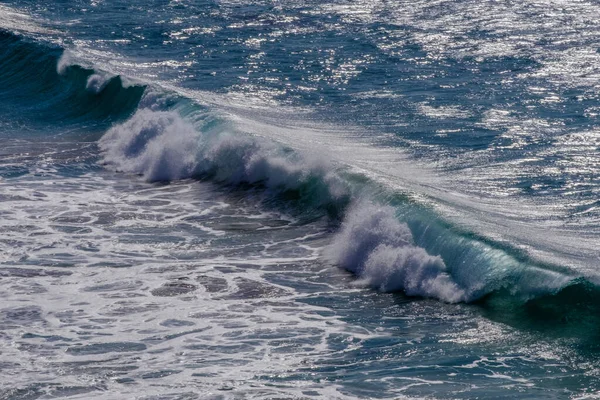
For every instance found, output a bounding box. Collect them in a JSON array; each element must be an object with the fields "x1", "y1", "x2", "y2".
[
  {"x1": 326, "y1": 201, "x2": 467, "y2": 303},
  {"x1": 99, "y1": 108, "x2": 348, "y2": 203},
  {"x1": 85, "y1": 73, "x2": 111, "y2": 93},
  {"x1": 99, "y1": 109, "x2": 199, "y2": 181},
  {"x1": 0, "y1": 169, "x2": 372, "y2": 399}
]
